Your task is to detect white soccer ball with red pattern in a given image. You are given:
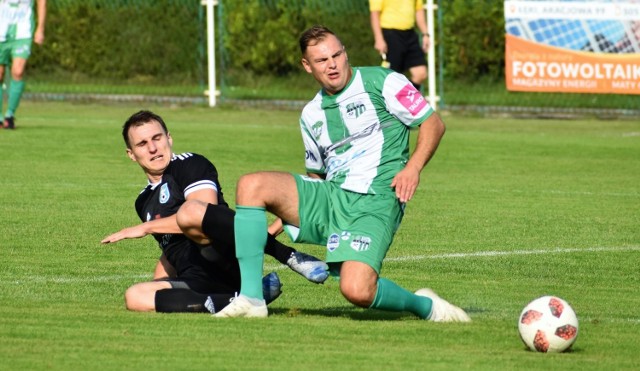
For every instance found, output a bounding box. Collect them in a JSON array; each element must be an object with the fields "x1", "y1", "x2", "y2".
[{"x1": 518, "y1": 296, "x2": 579, "y2": 353}]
